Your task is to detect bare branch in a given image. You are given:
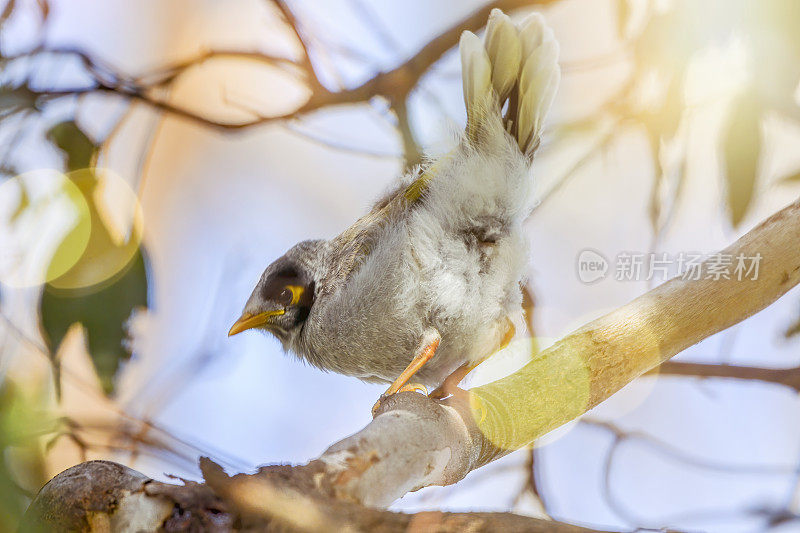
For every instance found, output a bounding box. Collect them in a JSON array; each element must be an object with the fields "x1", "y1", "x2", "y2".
[
  {"x1": 22, "y1": 0, "x2": 560, "y2": 132},
  {"x1": 657, "y1": 361, "x2": 800, "y2": 392},
  {"x1": 392, "y1": 98, "x2": 423, "y2": 170}
]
